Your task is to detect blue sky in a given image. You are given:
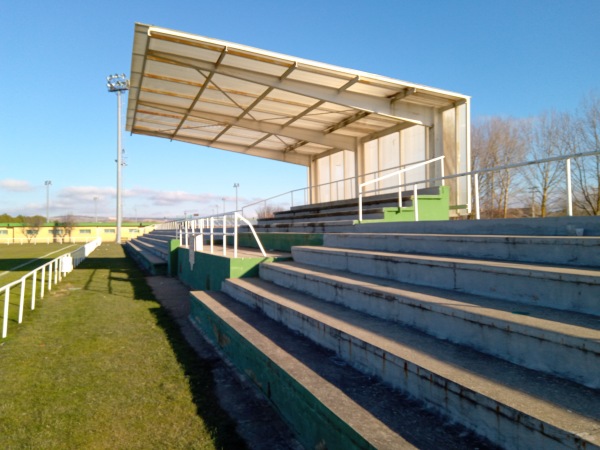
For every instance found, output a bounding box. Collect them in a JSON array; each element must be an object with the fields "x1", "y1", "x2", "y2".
[{"x1": 1, "y1": 0, "x2": 599, "y2": 220}]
